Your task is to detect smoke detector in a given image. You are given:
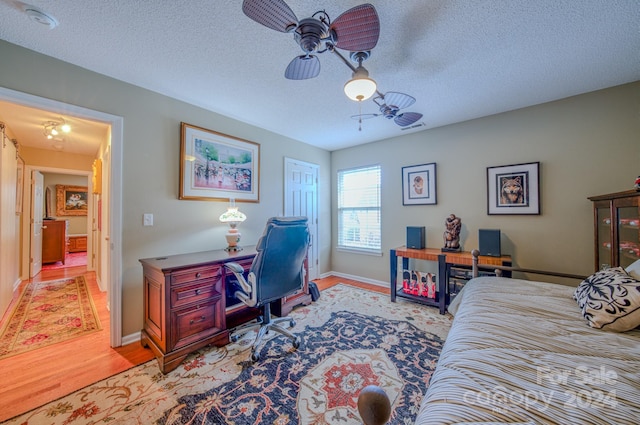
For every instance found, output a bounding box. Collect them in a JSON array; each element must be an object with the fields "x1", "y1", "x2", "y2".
[{"x1": 24, "y1": 5, "x2": 59, "y2": 29}]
